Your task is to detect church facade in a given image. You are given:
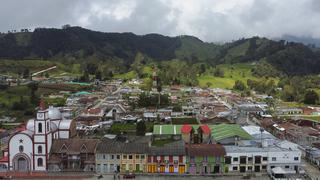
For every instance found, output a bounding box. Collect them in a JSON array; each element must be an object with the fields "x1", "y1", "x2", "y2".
[{"x1": 6, "y1": 102, "x2": 75, "y2": 172}]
